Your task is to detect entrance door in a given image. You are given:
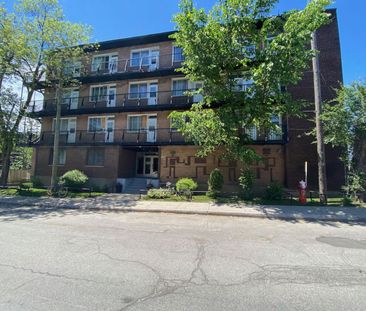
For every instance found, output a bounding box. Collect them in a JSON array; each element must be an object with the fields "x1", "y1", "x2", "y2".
[
  {"x1": 107, "y1": 87, "x2": 116, "y2": 107},
  {"x1": 109, "y1": 55, "x2": 118, "y2": 73},
  {"x1": 149, "y1": 50, "x2": 159, "y2": 71},
  {"x1": 191, "y1": 82, "x2": 204, "y2": 103},
  {"x1": 67, "y1": 119, "x2": 76, "y2": 143},
  {"x1": 105, "y1": 119, "x2": 114, "y2": 143},
  {"x1": 147, "y1": 116, "x2": 157, "y2": 142},
  {"x1": 137, "y1": 155, "x2": 159, "y2": 177},
  {"x1": 148, "y1": 83, "x2": 158, "y2": 105},
  {"x1": 70, "y1": 91, "x2": 79, "y2": 109}
]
